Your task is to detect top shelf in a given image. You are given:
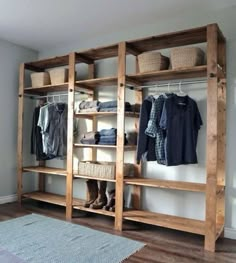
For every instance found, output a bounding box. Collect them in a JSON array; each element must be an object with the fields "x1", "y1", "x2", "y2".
[{"x1": 126, "y1": 25, "x2": 207, "y2": 55}]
